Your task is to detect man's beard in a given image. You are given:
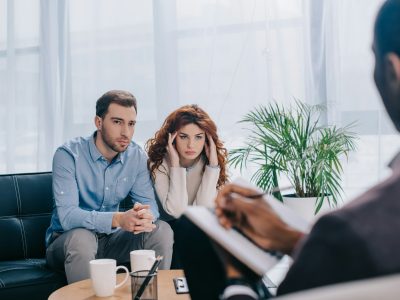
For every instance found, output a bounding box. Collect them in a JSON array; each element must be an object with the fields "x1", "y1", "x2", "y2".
[{"x1": 100, "y1": 127, "x2": 130, "y2": 153}]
